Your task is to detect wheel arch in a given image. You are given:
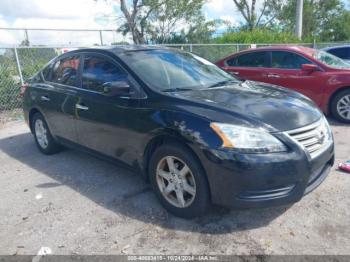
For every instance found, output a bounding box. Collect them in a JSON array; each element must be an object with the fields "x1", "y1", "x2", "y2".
[
  {"x1": 28, "y1": 107, "x2": 42, "y2": 133},
  {"x1": 142, "y1": 134, "x2": 211, "y2": 200},
  {"x1": 328, "y1": 86, "x2": 350, "y2": 115}
]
